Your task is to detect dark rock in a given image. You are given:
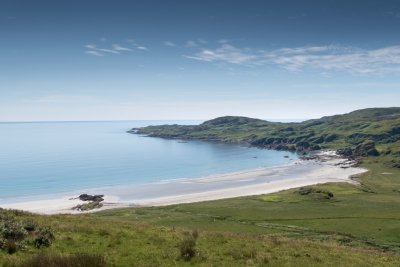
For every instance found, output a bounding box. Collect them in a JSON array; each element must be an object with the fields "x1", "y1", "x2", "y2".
[
  {"x1": 392, "y1": 161, "x2": 400, "y2": 168},
  {"x1": 388, "y1": 127, "x2": 400, "y2": 135},
  {"x1": 78, "y1": 194, "x2": 104, "y2": 202},
  {"x1": 354, "y1": 140, "x2": 380, "y2": 157},
  {"x1": 310, "y1": 144, "x2": 321, "y2": 150},
  {"x1": 337, "y1": 147, "x2": 354, "y2": 158},
  {"x1": 126, "y1": 128, "x2": 139, "y2": 133},
  {"x1": 296, "y1": 141, "x2": 310, "y2": 149},
  {"x1": 73, "y1": 201, "x2": 103, "y2": 211}
]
